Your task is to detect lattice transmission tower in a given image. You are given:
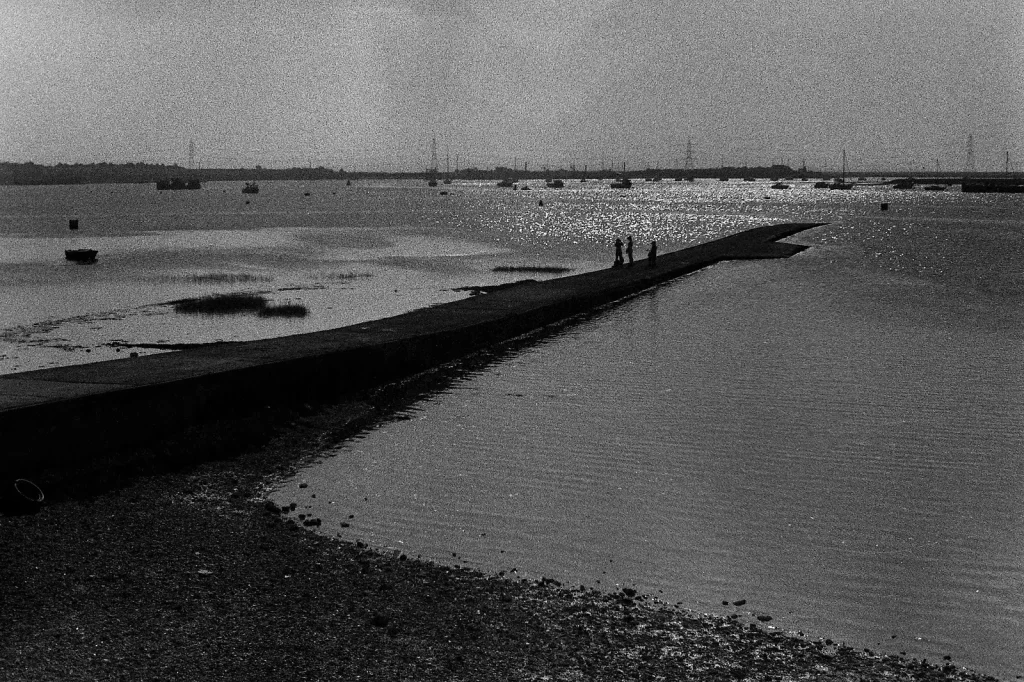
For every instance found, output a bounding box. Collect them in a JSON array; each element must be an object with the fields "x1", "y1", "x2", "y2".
[{"x1": 429, "y1": 136, "x2": 439, "y2": 174}]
